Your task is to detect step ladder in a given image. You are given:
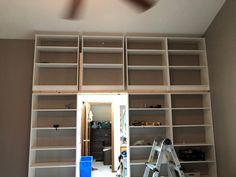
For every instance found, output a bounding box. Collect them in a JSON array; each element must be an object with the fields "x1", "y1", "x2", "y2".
[{"x1": 143, "y1": 138, "x2": 185, "y2": 177}]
